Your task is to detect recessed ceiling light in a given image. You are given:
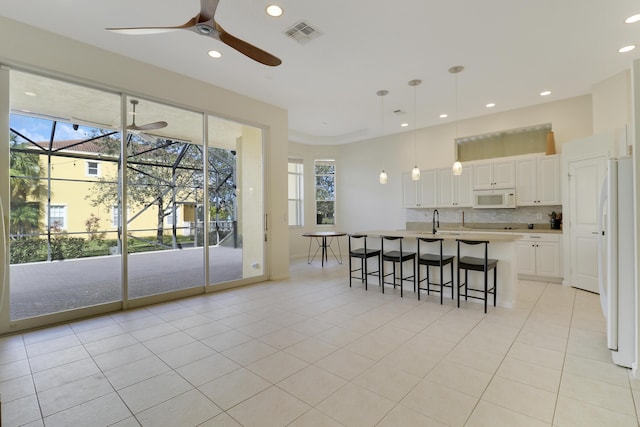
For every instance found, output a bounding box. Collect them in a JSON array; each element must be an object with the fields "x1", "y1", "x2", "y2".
[
  {"x1": 24, "y1": 91, "x2": 37, "y2": 97},
  {"x1": 486, "y1": 103, "x2": 496, "y2": 108},
  {"x1": 540, "y1": 90, "x2": 551, "y2": 96},
  {"x1": 208, "y1": 50, "x2": 222, "y2": 58},
  {"x1": 401, "y1": 123, "x2": 409, "y2": 127},
  {"x1": 619, "y1": 45, "x2": 636, "y2": 53},
  {"x1": 439, "y1": 114, "x2": 448, "y2": 118},
  {"x1": 625, "y1": 14, "x2": 640, "y2": 24},
  {"x1": 266, "y1": 5, "x2": 283, "y2": 17}
]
